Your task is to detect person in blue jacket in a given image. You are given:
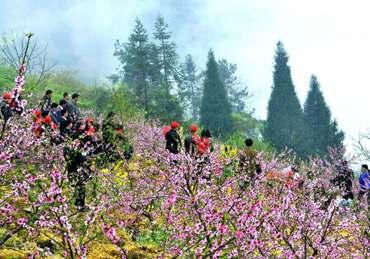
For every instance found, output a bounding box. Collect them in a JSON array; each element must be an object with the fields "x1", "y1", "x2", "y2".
[{"x1": 359, "y1": 164, "x2": 370, "y2": 203}]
